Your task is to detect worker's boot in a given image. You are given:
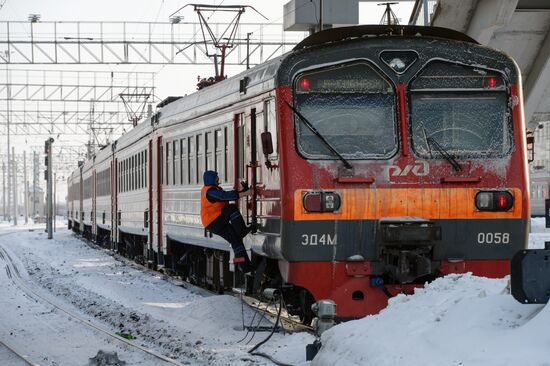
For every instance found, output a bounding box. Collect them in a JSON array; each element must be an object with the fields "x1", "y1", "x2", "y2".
[
  {"x1": 233, "y1": 255, "x2": 253, "y2": 274},
  {"x1": 232, "y1": 244, "x2": 253, "y2": 273},
  {"x1": 229, "y1": 212, "x2": 252, "y2": 238}
]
